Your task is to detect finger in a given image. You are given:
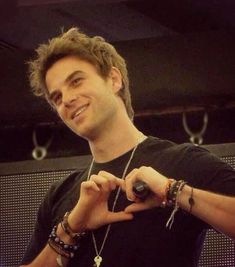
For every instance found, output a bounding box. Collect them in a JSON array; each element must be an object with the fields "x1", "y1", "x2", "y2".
[
  {"x1": 125, "y1": 168, "x2": 139, "y2": 201},
  {"x1": 89, "y1": 174, "x2": 113, "y2": 192},
  {"x1": 81, "y1": 180, "x2": 100, "y2": 192},
  {"x1": 106, "y1": 211, "x2": 134, "y2": 224},
  {"x1": 98, "y1": 171, "x2": 124, "y2": 190},
  {"x1": 125, "y1": 194, "x2": 159, "y2": 213},
  {"x1": 124, "y1": 202, "x2": 150, "y2": 213}
]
